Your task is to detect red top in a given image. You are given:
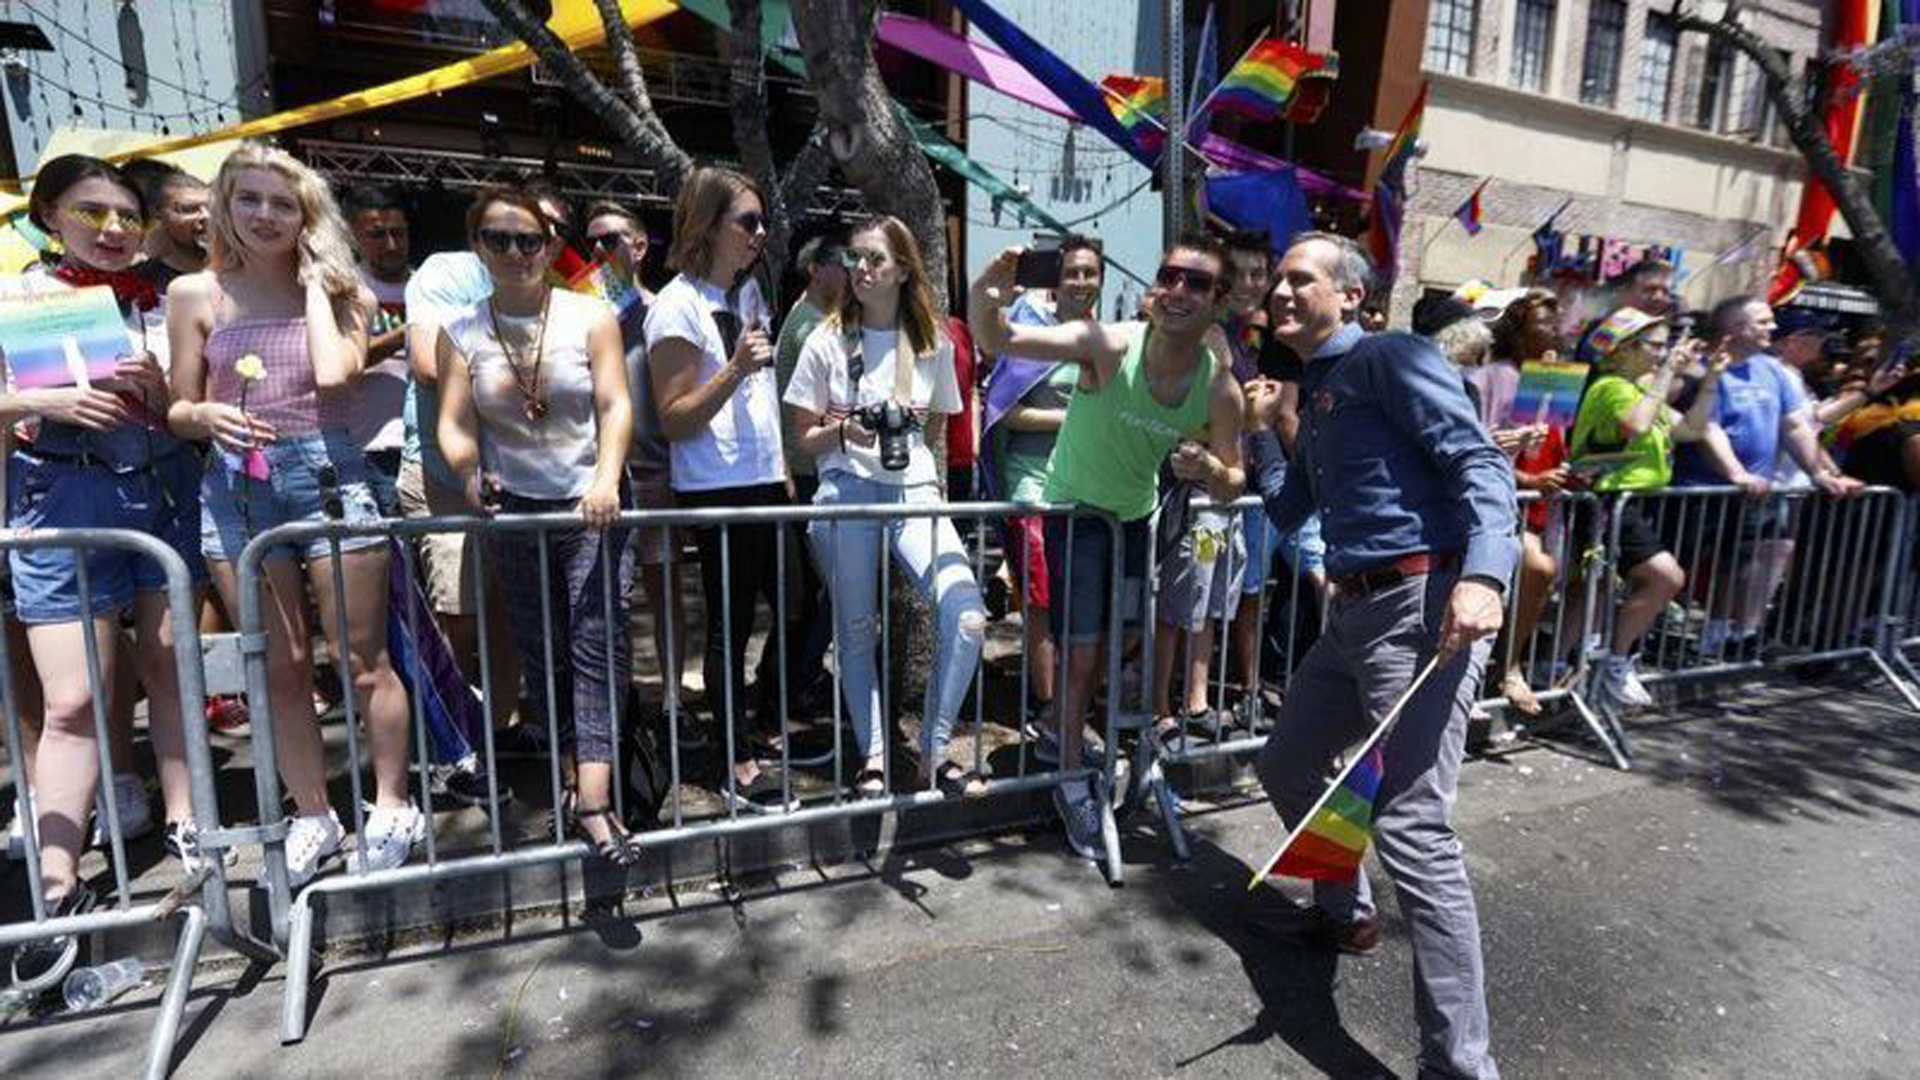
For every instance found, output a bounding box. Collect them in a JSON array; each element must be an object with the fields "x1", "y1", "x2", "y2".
[
  {"x1": 944, "y1": 315, "x2": 978, "y2": 468},
  {"x1": 1515, "y1": 425, "x2": 1567, "y2": 532}
]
